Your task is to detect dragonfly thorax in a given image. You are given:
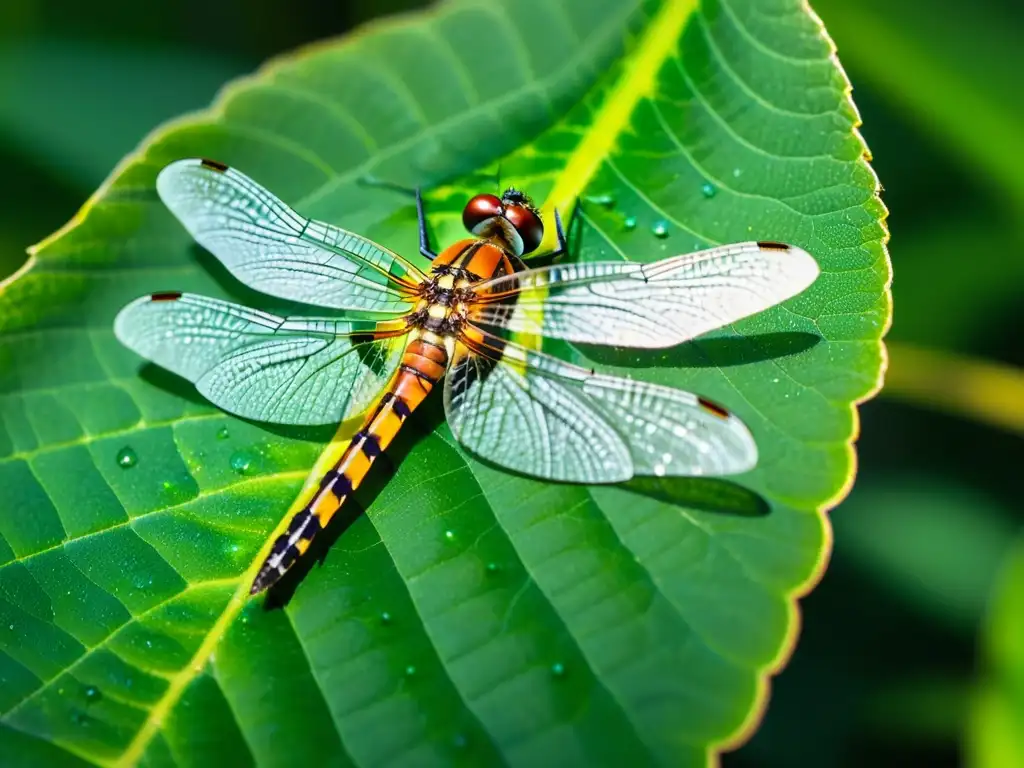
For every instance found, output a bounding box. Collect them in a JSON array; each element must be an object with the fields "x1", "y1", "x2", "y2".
[{"x1": 408, "y1": 272, "x2": 473, "y2": 336}]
